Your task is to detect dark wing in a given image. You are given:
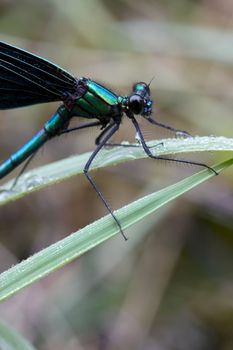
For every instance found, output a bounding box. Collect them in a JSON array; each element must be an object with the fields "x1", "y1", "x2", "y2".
[{"x1": 0, "y1": 41, "x2": 77, "y2": 109}]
